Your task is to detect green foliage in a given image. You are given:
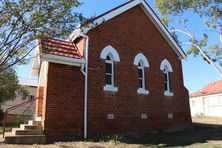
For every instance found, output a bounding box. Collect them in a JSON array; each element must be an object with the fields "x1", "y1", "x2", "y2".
[
  {"x1": 0, "y1": 0, "x2": 84, "y2": 72},
  {"x1": 155, "y1": 0, "x2": 222, "y2": 29},
  {"x1": 155, "y1": 0, "x2": 222, "y2": 68},
  {"x1": 0, "y1": 68, "x2": 28, "y2": 105}
]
